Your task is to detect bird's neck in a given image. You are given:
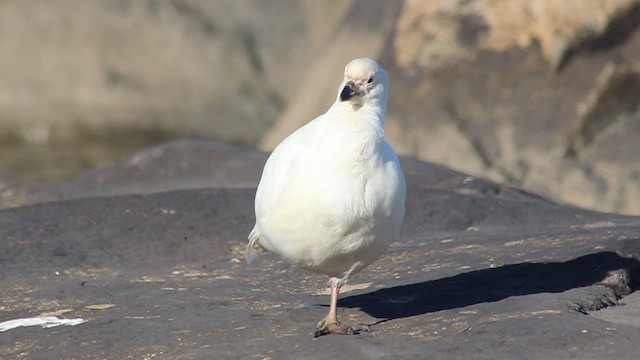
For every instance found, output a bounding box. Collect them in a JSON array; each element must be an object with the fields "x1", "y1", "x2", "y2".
[{"x1": 329, "y1": 99, "x2": 386, "y2": 130}]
